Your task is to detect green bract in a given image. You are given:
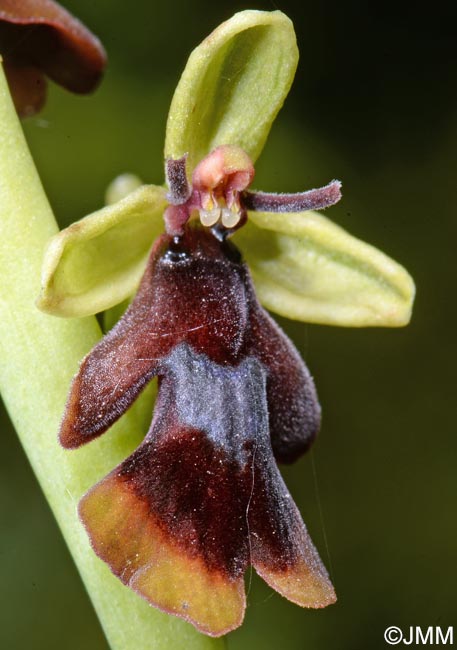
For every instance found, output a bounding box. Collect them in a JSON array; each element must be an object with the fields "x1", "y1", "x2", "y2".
[{"x1": 38, "y1": 9, "x2": 415, "y2": 327}]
